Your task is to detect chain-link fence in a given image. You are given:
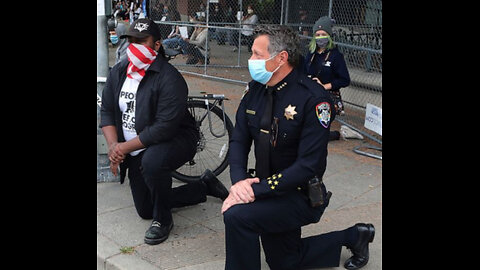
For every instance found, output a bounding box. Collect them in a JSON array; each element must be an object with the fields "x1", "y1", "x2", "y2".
[{"x1": 148, "y1": 0, "x2": 382, "y2": 145}]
